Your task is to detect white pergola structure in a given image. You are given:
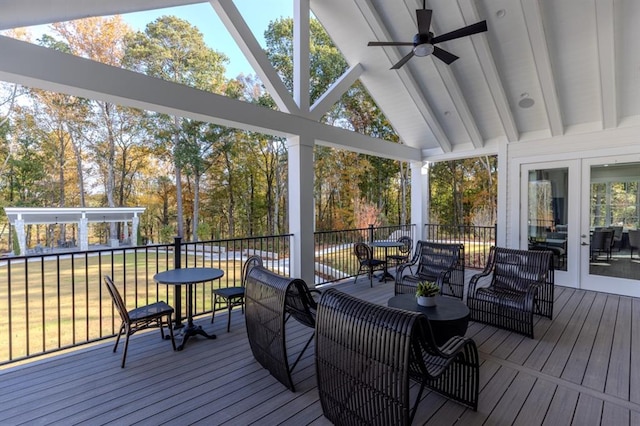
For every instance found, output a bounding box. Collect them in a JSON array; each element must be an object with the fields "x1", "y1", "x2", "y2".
[{"x1": 4, "y1": 207, "x2": 145, "y2": 254}]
